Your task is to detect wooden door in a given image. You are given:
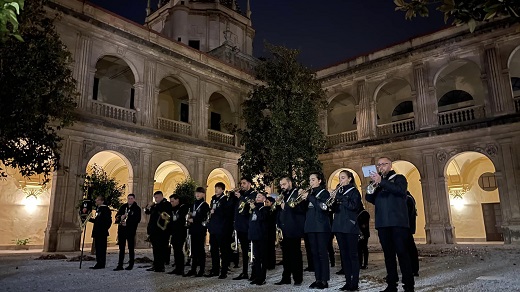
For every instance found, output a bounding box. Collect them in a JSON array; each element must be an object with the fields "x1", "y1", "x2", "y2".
[{"x1": 482, "y1": 203, "x2": 503, "y2": 242}]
